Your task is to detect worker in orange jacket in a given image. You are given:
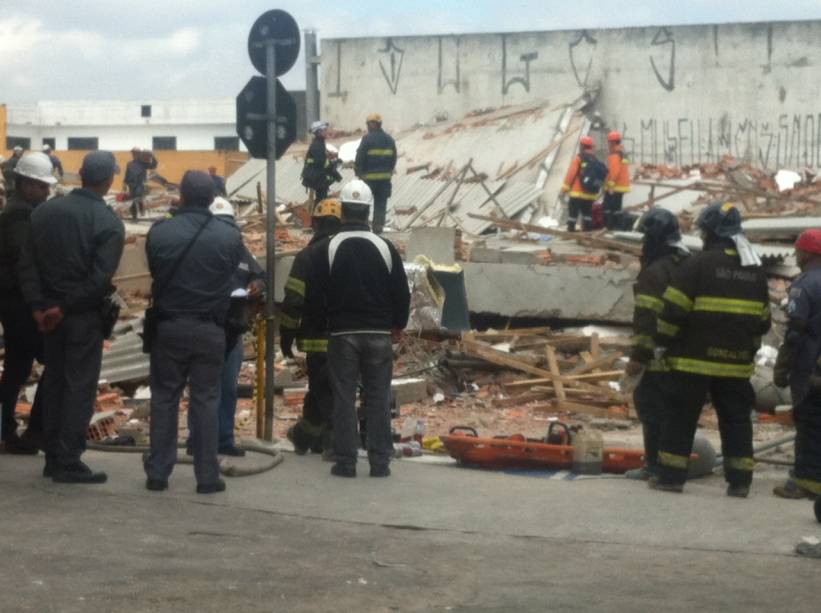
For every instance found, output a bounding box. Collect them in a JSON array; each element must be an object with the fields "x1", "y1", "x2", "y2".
[
  {"x1": 604, "y1": 131, "x2": 631, "y2": 230},
  {"x1": 562, "y1": 136, "x2": 603, "y2": 232}
]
